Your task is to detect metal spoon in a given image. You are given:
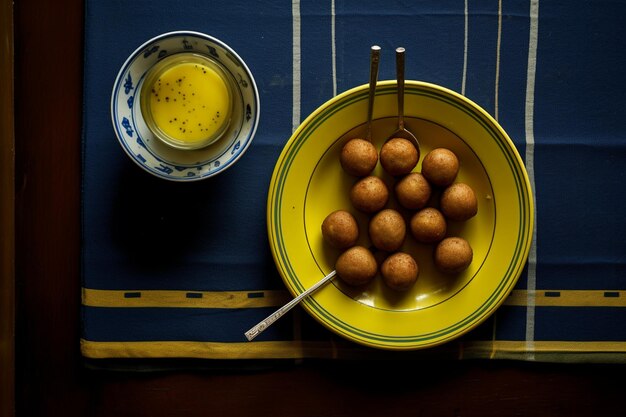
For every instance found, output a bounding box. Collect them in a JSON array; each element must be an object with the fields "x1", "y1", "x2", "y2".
[
  {"x1": 244, "y1": 270, "x2": 336, "y2": 341},
  {"x1": 386, "y1": 47, "x2": 420, "y2": 156},
  {"x1": 245, "y1": 48, "x2": 381, "y2": 341},
  {"x1": 364, "y1": 45, "x2": 381, "y2": 141},
  {"x1": 245, "y1": 48, "x2": 384, "y2": 342}
]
